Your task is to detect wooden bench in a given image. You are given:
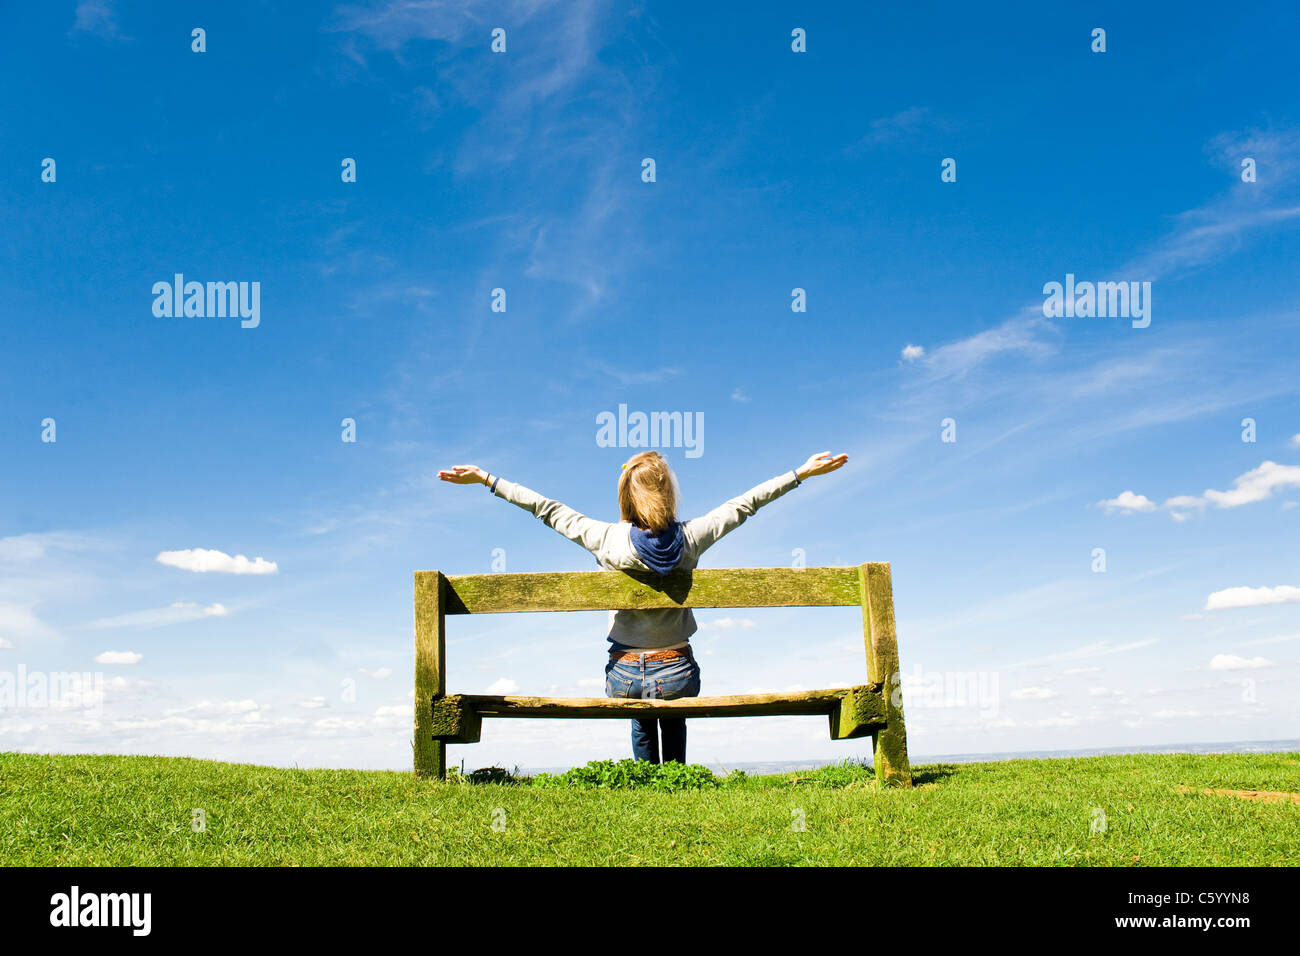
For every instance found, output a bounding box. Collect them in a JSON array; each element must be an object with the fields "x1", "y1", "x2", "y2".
[{"x1": 413, "y1": 563, "x2": 912, "y2": 787}]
